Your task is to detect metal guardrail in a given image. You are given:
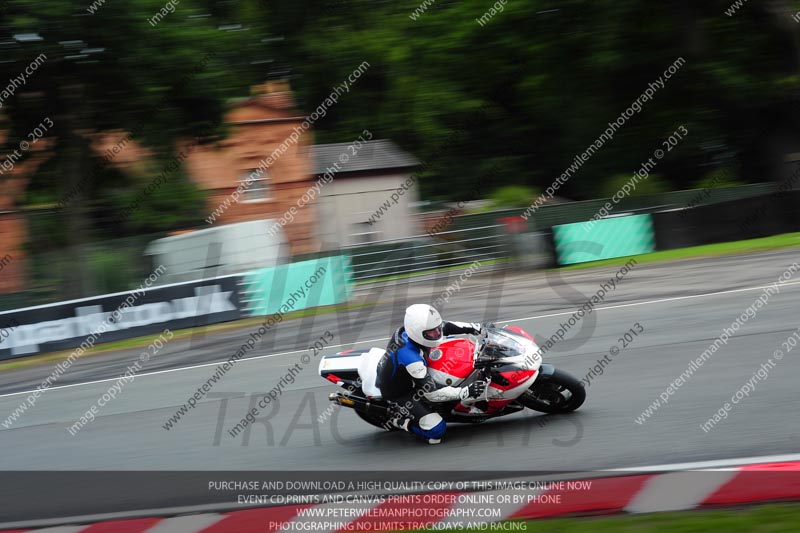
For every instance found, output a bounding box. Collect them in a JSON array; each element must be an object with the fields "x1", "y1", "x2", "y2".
[
  {"x1": 453, "y1": 183, "x2": 777, "y2": 231},
  {"x1": 347, "y1": 224, "x2": 512, "y2": 287}
]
